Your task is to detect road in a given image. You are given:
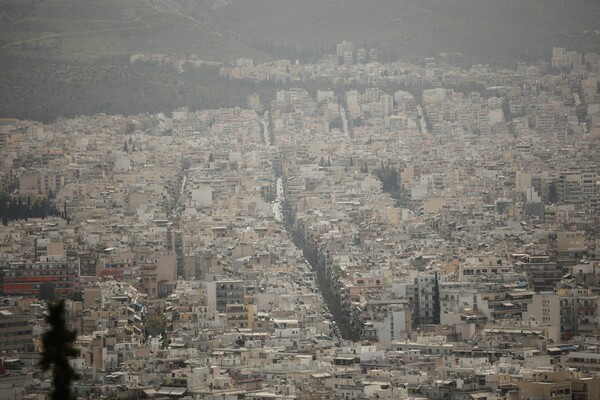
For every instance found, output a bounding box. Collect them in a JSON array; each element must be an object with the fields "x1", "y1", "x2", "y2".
[
  {"x1": 272, "y1": 177, "x2": 283, "y2": 223},
  {"x1": 261, "y1": 111, "x2": 271, "y2": 146},
  {"x1": 340, "y1": 105, "x2": 350, "y2": 138}
]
